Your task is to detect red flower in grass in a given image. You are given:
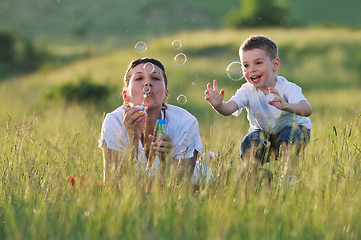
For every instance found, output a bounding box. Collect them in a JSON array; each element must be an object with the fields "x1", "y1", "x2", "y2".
[
  {"x1": 66, "y1": 176, "x2": 76, "y2": 187},
  {"x1": 66, "y1": 176, "x2": 104, "y2": 193}
]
